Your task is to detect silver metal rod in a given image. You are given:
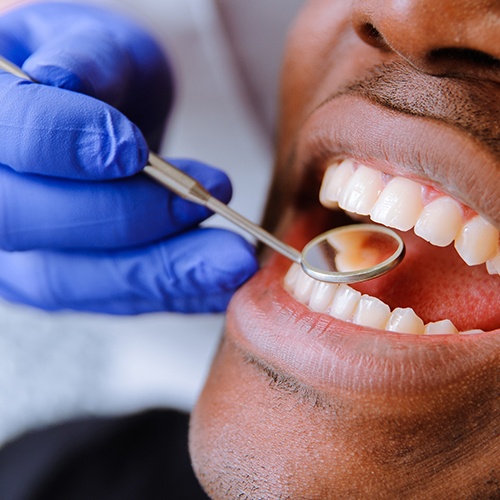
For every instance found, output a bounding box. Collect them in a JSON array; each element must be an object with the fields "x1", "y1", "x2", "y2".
[
  {"x1": 145, "y1": 153, "x2": 211, "y2": 204},
  {"x1": 0, "y1": 55, "x2": 34, "y2": 81},
  {"x1": 146, "y1": 154, "x2": 301, "y2": 264},
  {"x1": 205, "y1": 196, "x2": 301, "y2": 263}
]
